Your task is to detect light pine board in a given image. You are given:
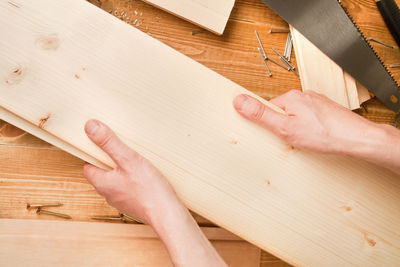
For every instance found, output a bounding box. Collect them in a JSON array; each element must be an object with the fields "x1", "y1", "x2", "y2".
[
  {"x1": 0, "y1": 107, "x2": 109, "y2": 169},
  {"x1": 1, "y1": 1, "x2": 400, "y2": 266},
  {"x1": 290, "y1": 27, "x2": 350, "y2": 108},
  {"x1": 141, "y1": 0, "x2": 235, "y2": 35},
  {"x1": 90, "y1": 0, "x2": 399, "y2": 125},
  {"x1": 290, "y1": 27, "x2": 371, "y2": 110},
  {"x1": 343, "y1": 71, "x2": 361, "y2": 110},
  {"x1": 0, "y1": 219, "x2": 261, "y2": 267},
  {"x1": 357, "y1": 81, "x2": 372, "y2": 105},
  {"x1": 1, "y1": 1, "x2": 292, "y2": 265}
]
